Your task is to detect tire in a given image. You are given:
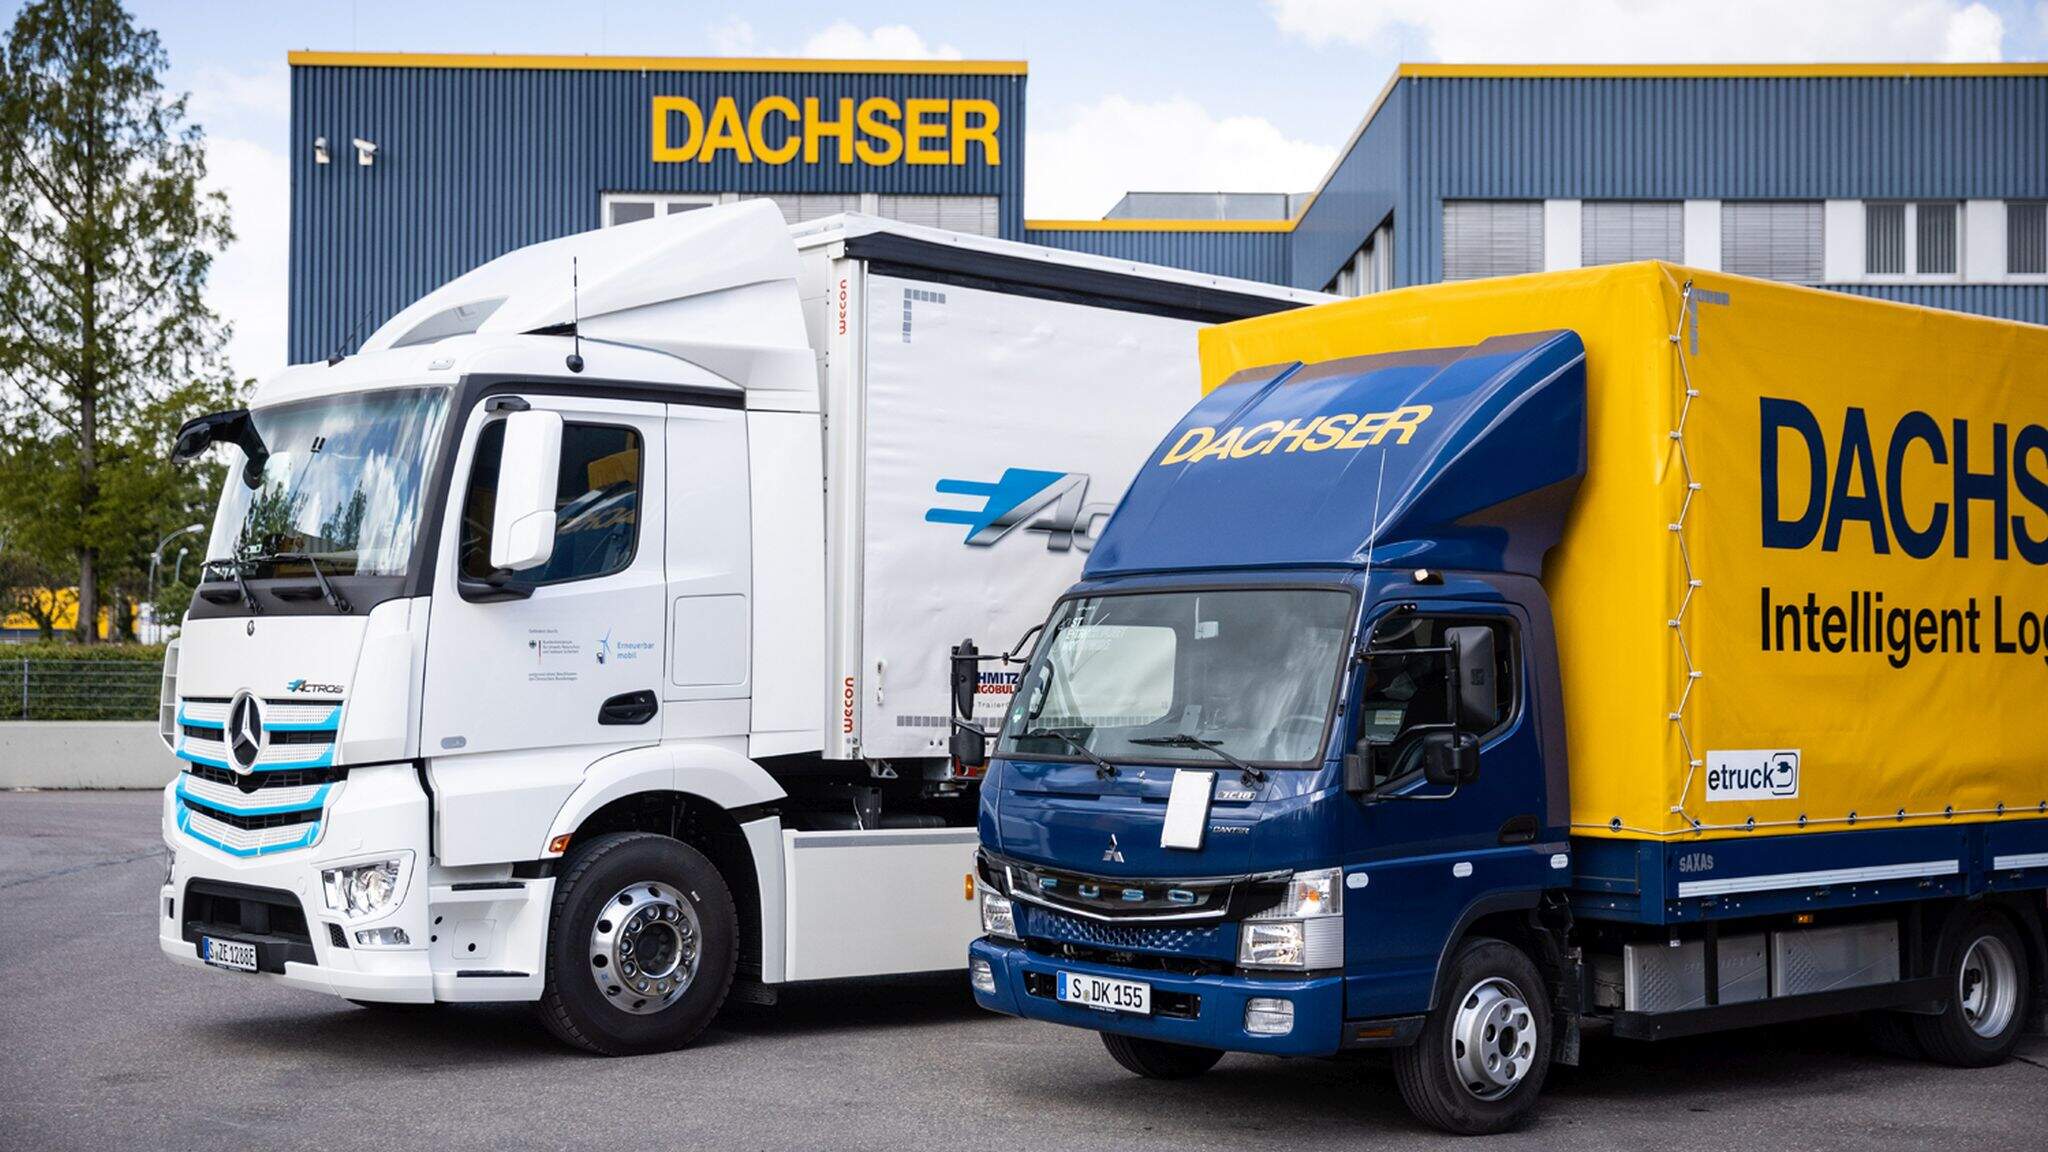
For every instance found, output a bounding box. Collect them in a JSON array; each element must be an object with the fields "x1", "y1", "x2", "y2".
[
  {"x1": 1100, "y1": 1032, "x2": 1225, "y2": 1080},
  {"x1": 537, "y1": 832, "x2": 738, "y2": 1056},
  {"x1": 1394, "y1": 937, "x2": 1552, "y2": 1136},
  {"x1": 1910, "y1": 908, "x2": 2031, "y2": 1068}
]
